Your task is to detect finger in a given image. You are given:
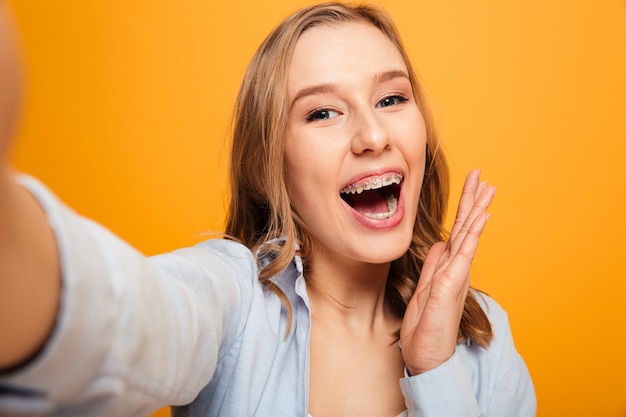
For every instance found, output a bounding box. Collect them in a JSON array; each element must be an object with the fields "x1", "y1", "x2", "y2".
[
  {"x1": 449, "y1": 169, "x2": 481, "y2": 241},
  {"x1": 475, "y1": 180, "x2": 487, "y2": 201},
  {"x1": 448, "y1": 184, "x2": 496, "y2": 256},
  {"x1": 403, "y1": 241, "x2": 445, "y2": 340},
  {"x1": 415, "y1": 241, "x2": 446, "y2": 294},
  {"x1": 441, "y1": 212, "x2": 491, "y2": 293},
  {"x1": 403, "y1": 279, "x2": 432, "y2": 334},
  {"x1": 447, "y1": 185, "x2": 494, "y2": 256},
  {"x1": 403, "y1": 241, "x2": 446, "y2": 342}
]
